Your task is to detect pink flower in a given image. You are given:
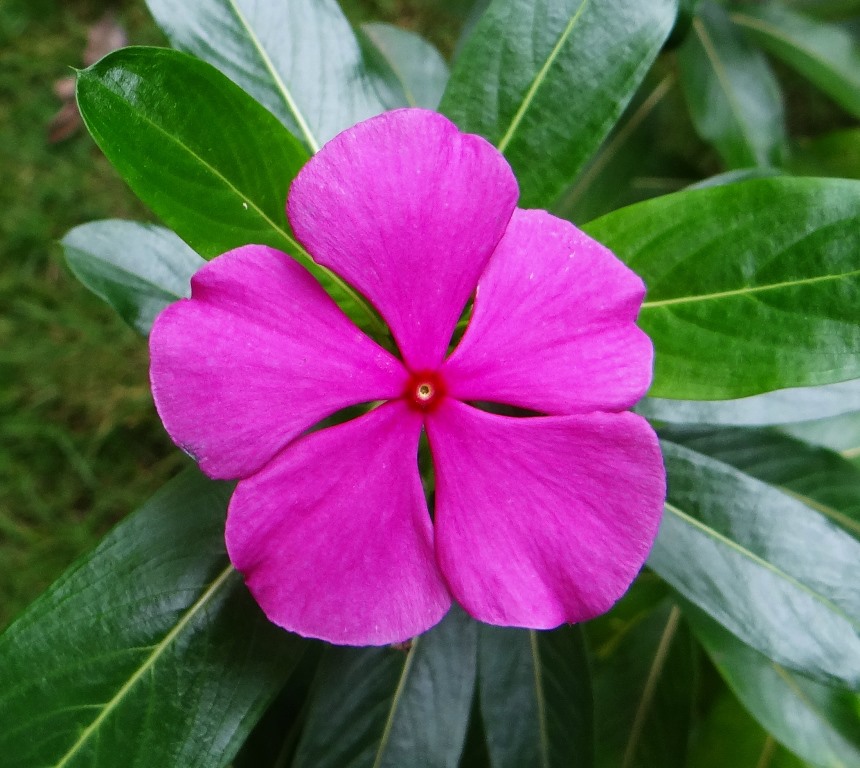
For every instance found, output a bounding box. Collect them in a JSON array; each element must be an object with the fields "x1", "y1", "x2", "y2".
[{"x1": 149, "y1": 109, "x2": 665, "y2": 646}]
